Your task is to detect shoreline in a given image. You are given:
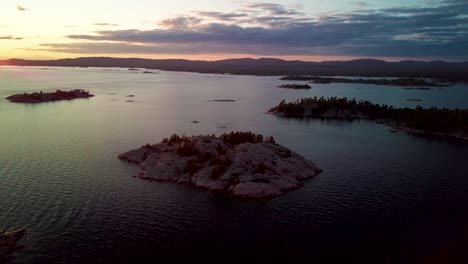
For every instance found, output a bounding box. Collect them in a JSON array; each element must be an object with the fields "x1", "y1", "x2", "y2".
[
  {"x1": 268, "y1": 97, "x2": 468, "y2": 141},
  {"x1": 118, "y1": 132, "x2": 322, "y2": 199},
  {"x1": 381, "y1": 120, "x2": 468, "y2": 140},
  {"x1": 6, "y1": 89, "x2": 94, "y2": 104},
  {"x1": 0, "y1": 229, "x2": 26, "y2": 262},
  {"x1": 280, "y1": 76, "x2": 453, "y2": 87},
  {"x1": 1, "y1": 65, "x2": 464, "y2": 82},
  {"x1": 1, "y1": 58, "x2": 467, "y2": 81},
  {"x1": 269, "y1": 111, "x2": 468, "y2": 141}
]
